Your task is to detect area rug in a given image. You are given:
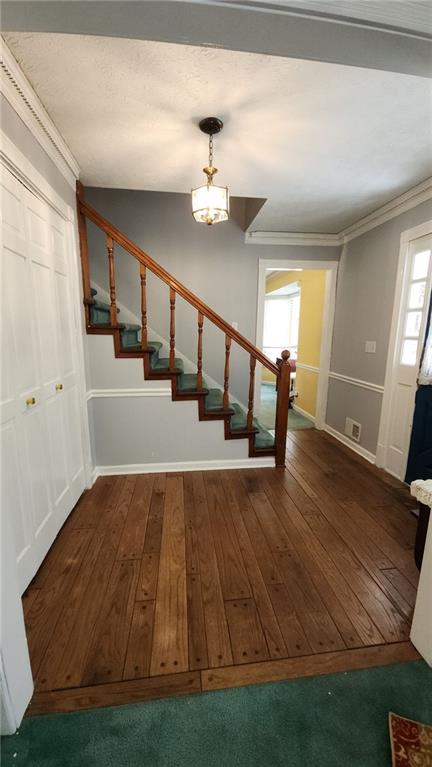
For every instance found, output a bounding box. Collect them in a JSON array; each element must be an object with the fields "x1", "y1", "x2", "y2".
[
  {"x1": 389, "y1": 712, "x2": 432, "y2": 766},
  {"x1": 2, "y1": 660, "x2": 432, "y2": 767}
]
